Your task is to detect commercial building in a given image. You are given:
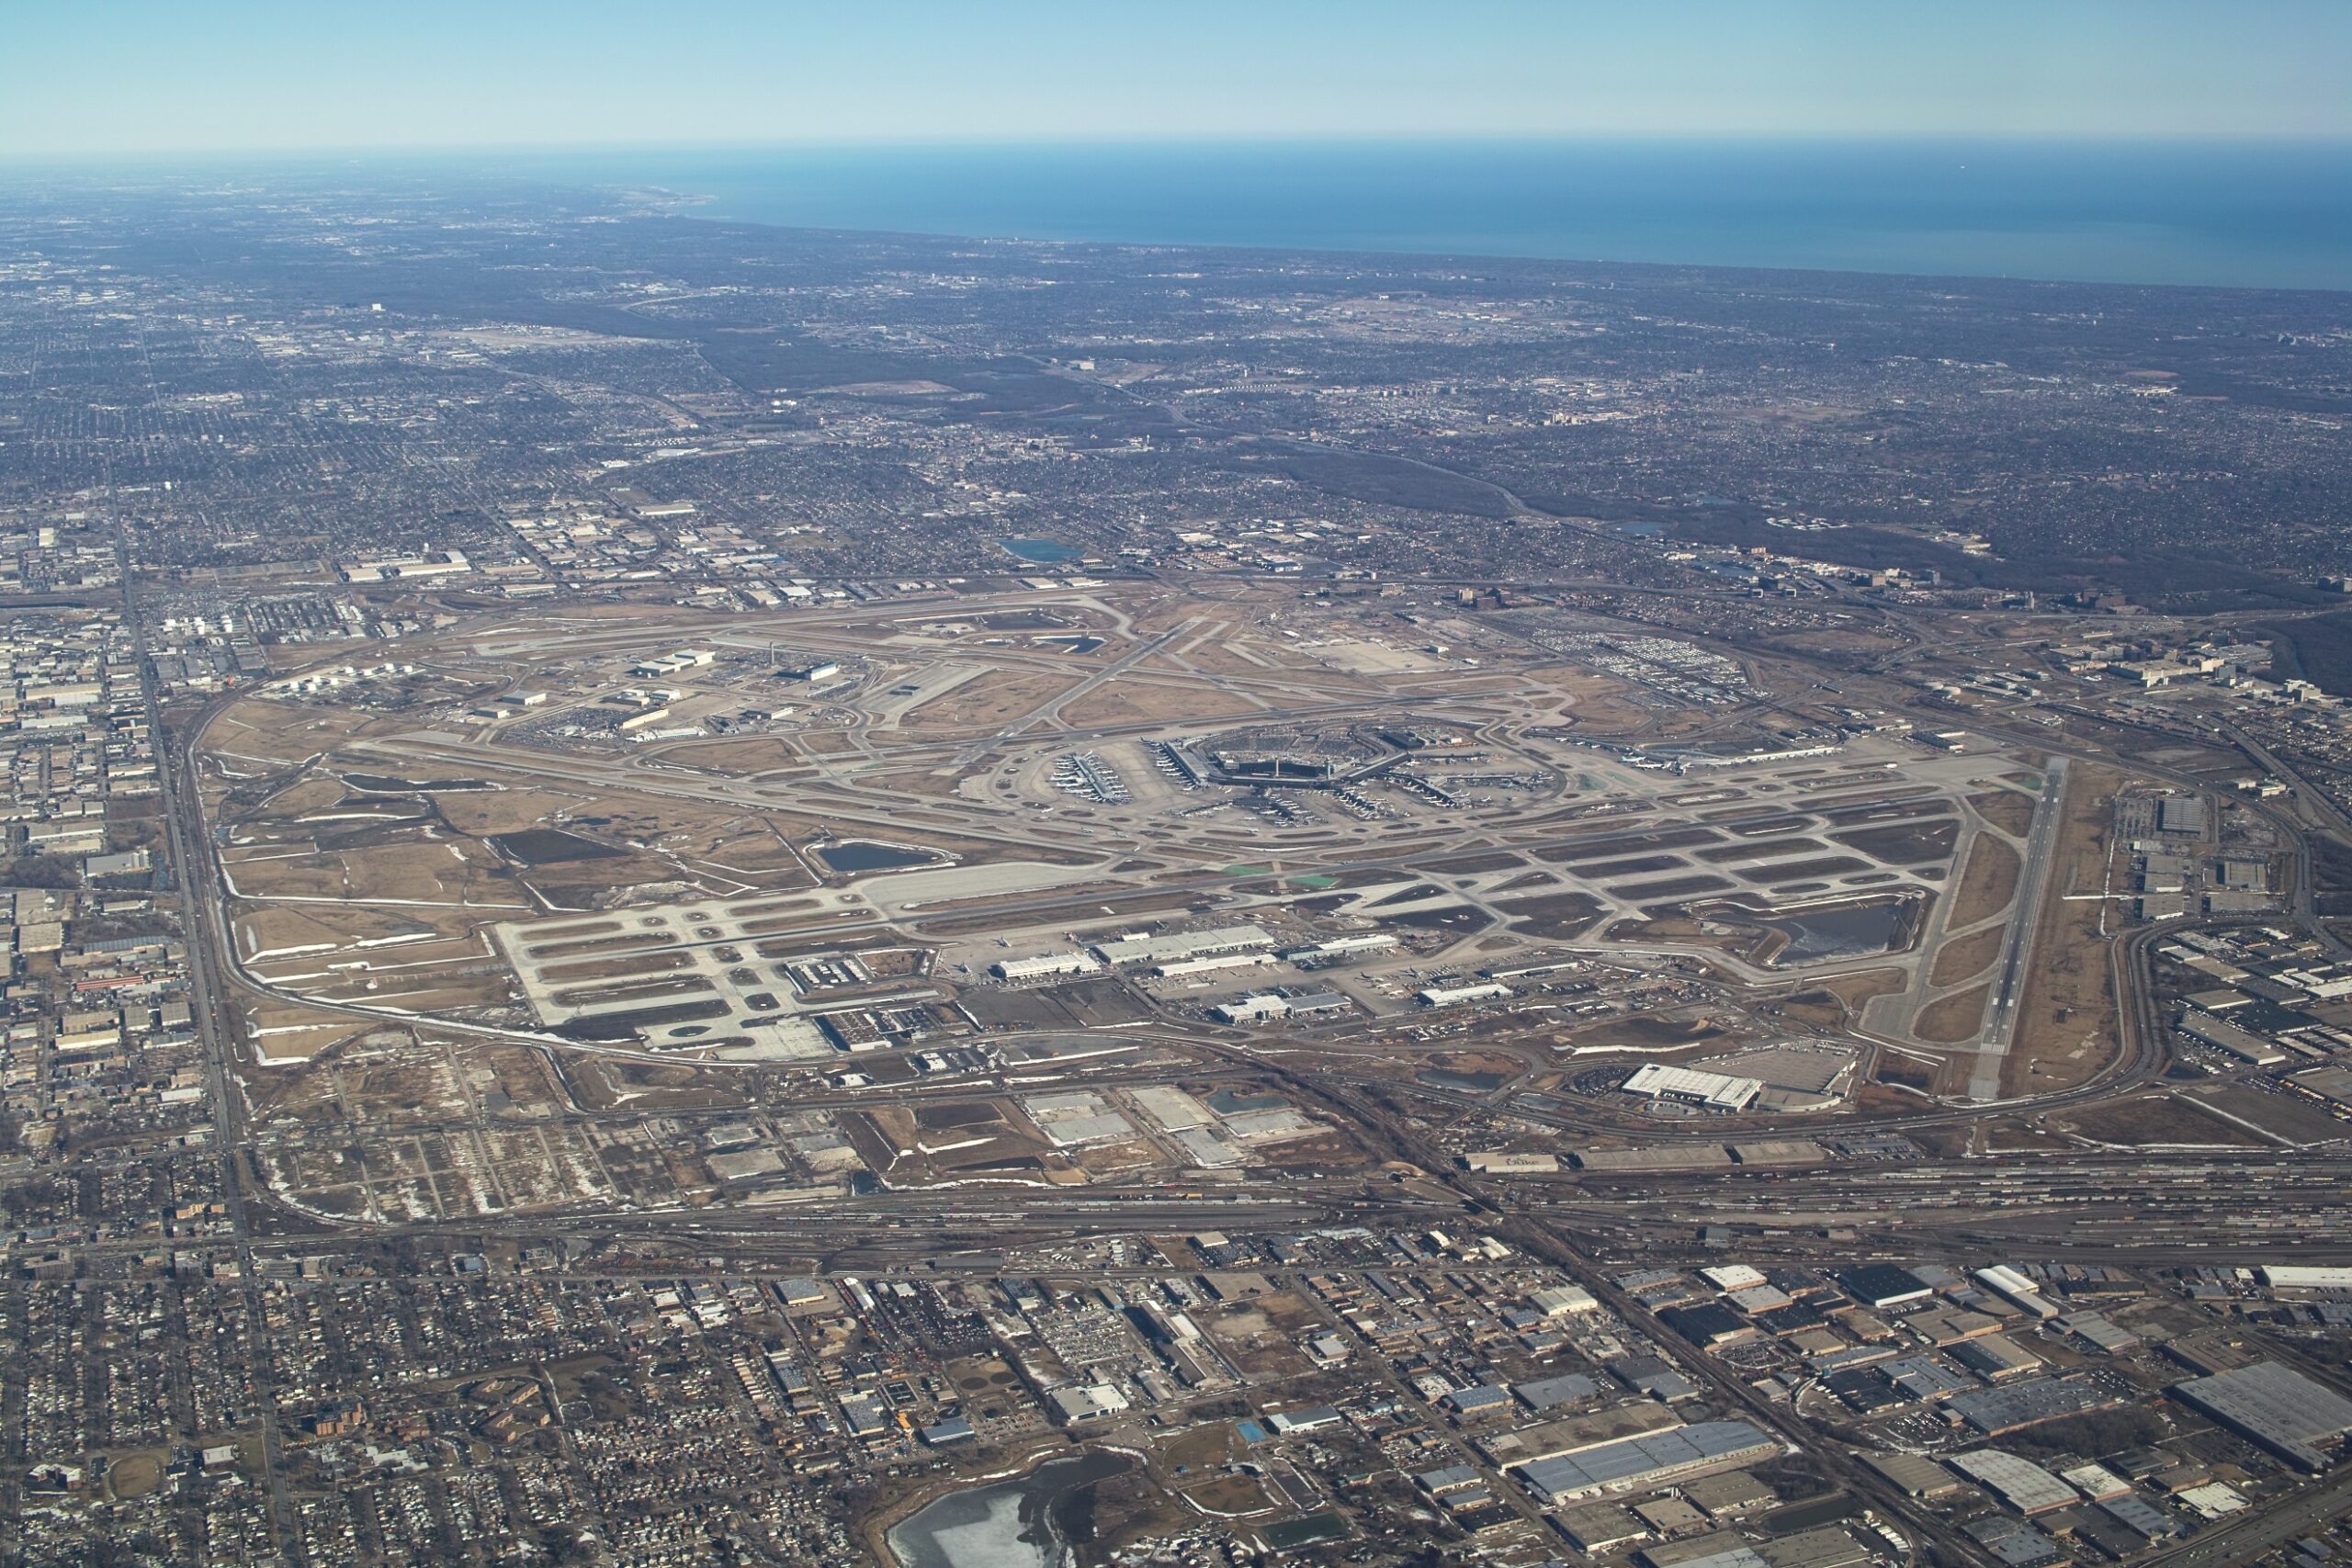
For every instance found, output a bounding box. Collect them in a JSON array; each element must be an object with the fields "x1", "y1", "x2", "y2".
[
  {"x1": 1462, "y1": 1151, "x2": 1561, "y2": 1174},
  {"x1": 1621, "y1": 1063, "x2": 1762, "y2": 1113}
]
